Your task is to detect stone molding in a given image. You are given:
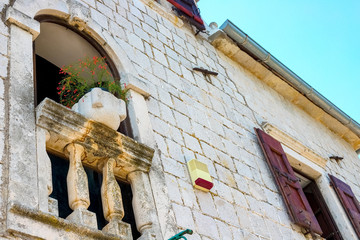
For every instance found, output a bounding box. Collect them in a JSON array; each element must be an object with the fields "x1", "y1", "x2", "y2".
[
  {"x1": 262, "y1": 122, "x2": 328, "y2": 168},
  {"x1": 140, "y1": 0, "x2": 183, "y2": 28},
  {"x1": 6, "y1": 7, "x2": 40, "y2": 39},
  {"x1": 121, "y1": 73, "x2": 151, "y2": 98},
  {"x1": 36, "y1": 98, "x2": 154, "y2": 180}
]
